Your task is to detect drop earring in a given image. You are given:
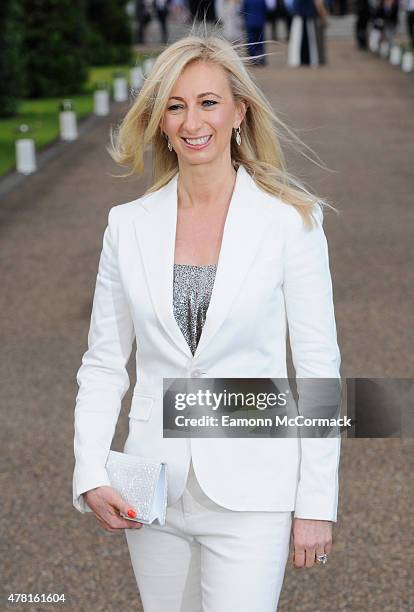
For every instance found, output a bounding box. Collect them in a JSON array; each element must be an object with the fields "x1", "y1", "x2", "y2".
[
  {"x1": 235, "y1": 126, "x2": 241, "y2": 146},
  {"x1": 164, "y1": 133, "x2": 173, "y2": 152}
]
